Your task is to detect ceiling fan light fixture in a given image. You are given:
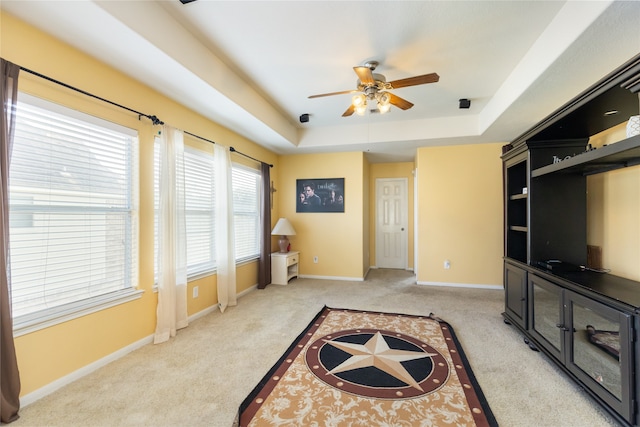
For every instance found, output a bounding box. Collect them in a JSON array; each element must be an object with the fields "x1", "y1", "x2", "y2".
[
  {"x1": 378, "y1": 92, "x2": 391, "y2": 105},
  {"x1": 377, "y1": 92, "x2": 391, "y2": 114},
  {"x1": 375, "y1": 92, "x2": 391, "y2": 114},
  {"x1": 352, "y1": 93, "x2": 366, "y2": 107},
  {"x1": 378, "y1": 102, "x2": 391, "y2": 114},
  {"x1": 353, "y1": 93, "x2": 367, "y2": 115}
]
